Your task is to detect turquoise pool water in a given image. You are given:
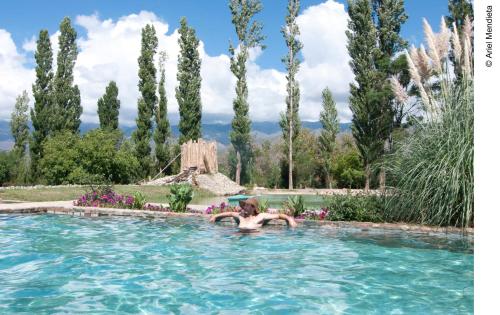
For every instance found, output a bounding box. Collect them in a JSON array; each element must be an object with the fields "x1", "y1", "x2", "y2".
[{"x1": 0, "y1": 215, "x2": 473, "y2": 314}]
